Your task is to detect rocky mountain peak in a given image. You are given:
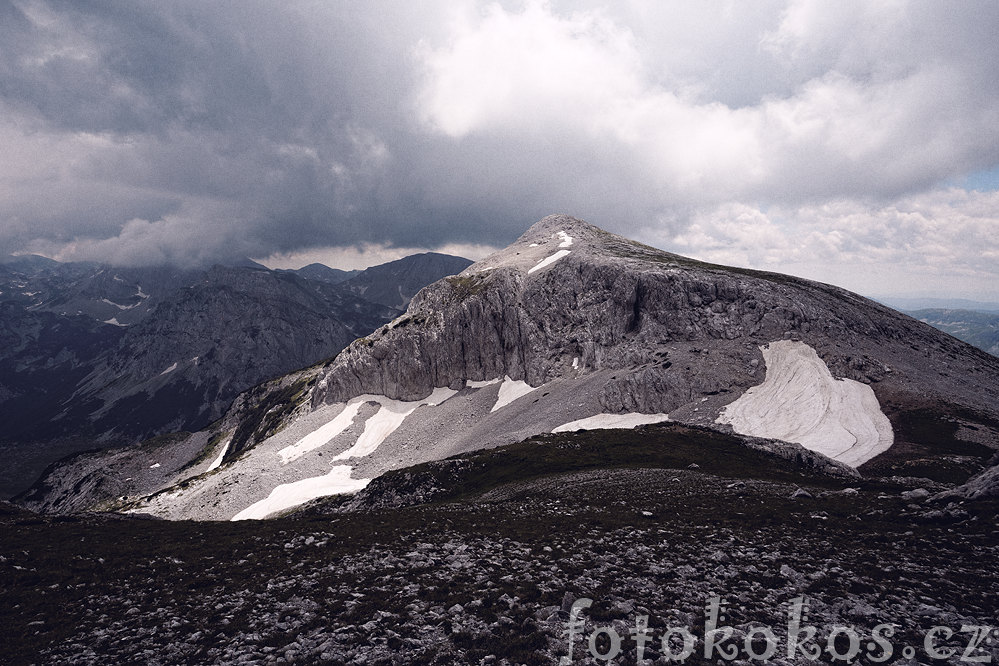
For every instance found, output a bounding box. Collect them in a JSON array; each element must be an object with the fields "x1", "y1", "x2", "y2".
[
  {"x1": 516, "y1": 213, "x2": 604, "y2": 245},
  {"x1": 463, "y1": 214, "x2": 613, "y2": 277}
]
